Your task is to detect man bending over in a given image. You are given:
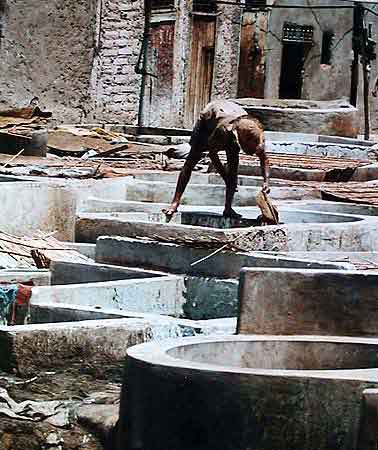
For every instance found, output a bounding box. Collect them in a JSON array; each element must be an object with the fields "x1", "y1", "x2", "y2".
[{"x1": 163, "y1": 100, "x2": 269, "y2": 219}]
